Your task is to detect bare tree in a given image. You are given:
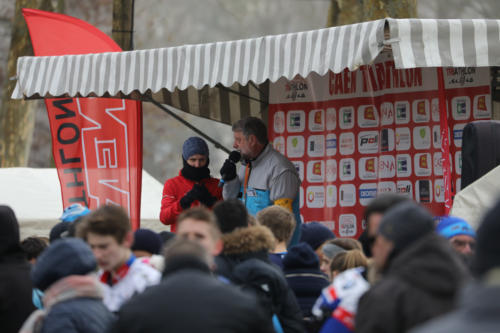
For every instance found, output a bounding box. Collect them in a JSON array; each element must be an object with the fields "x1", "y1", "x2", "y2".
[
  {"x1": 327, "y1": 0, "x2": 417, "y2": 27},
  {"x1": 0, "y1": 0, "x2": 63, "y2": 167}
]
